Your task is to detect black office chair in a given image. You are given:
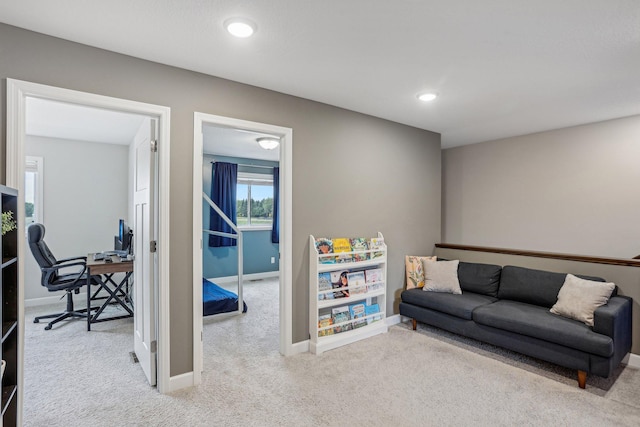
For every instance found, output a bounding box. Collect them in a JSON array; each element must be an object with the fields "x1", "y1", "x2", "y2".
[{"x1": 27, "y1": 223, "x2": 100, "y2": 330}]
